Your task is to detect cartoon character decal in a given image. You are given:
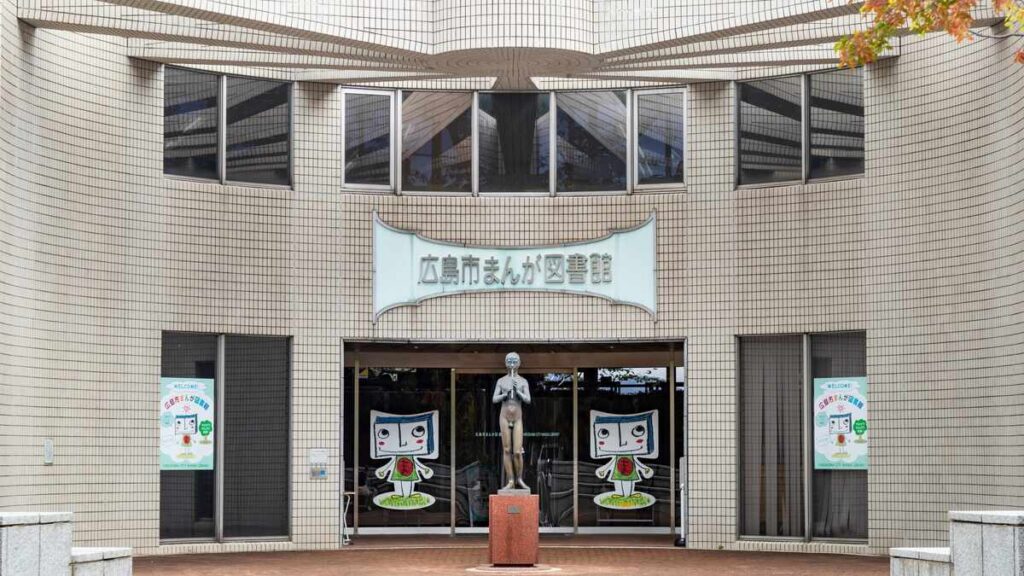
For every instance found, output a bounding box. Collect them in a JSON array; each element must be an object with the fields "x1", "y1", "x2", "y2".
[
  {"x1": 370, "y1": 410, "x2": 439, "y2": 510},
  {"x1": 590, "y1": 409, "x2": 659, "y2": 510},
  {"x1": 174, "y1": 413, "x2": 198, "y2": 458},
  {"x1": 829, "y1": 413, "x2": 852, "y2": 459}
]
